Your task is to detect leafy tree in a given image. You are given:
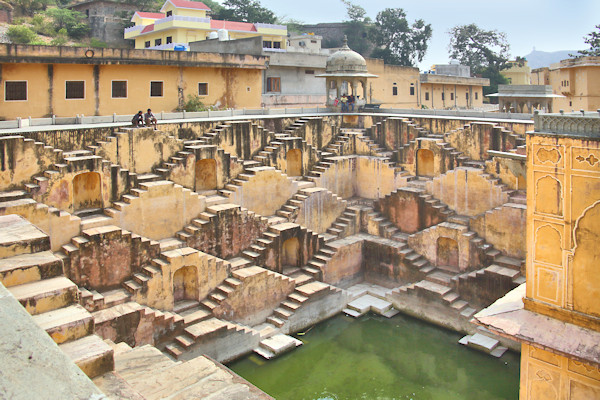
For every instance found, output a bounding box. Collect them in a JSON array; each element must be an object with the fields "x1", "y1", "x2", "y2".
[
  {"x1": 341, "y1": 0, "x2": 368, "y2": 23},
  {"x1": 50, "y1": 27, "x2": 68, "y2": 45},
  {"x1": 370, "y1": 8, "x2": 432, "y2": 67},
  {"x1": 571, "y1": 25, "x2": 600, "y2": 57},
  {"x1": 44, "y1": 8, "x2": 90, "y2": 39},
  {"x1": 8, "y1": 0, "x2": 52, "y2": 16},
  {"x1": 201, "y1": 0, "x2": 223, "y2": 18},
  {"x1": 7, "y1": 25, "x2": 38, "y2": 43},
  {"x1": 214, "y1": 0, "x2": 276, "y2": 24},
  {"x1": 448, "y1": 24, "x2": 510, "y2": 97}
]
